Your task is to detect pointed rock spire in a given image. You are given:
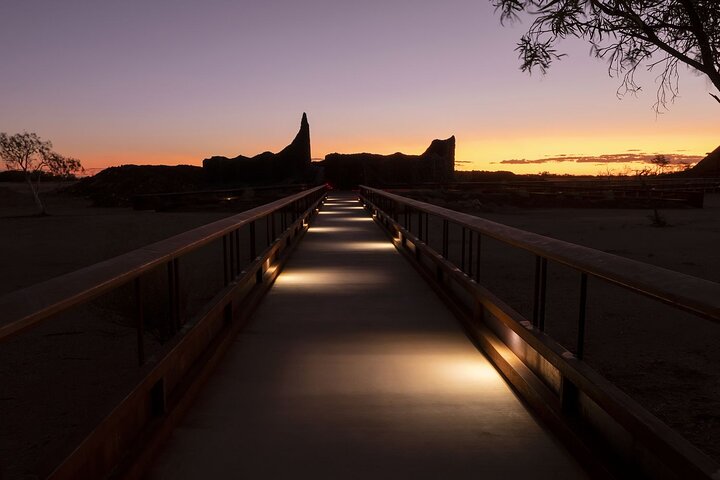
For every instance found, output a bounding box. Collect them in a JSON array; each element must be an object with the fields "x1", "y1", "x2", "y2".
[{"x1": 202, "y1": 113, "x2": 312, "y2": 184}]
